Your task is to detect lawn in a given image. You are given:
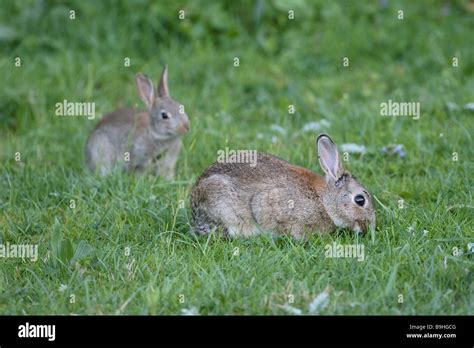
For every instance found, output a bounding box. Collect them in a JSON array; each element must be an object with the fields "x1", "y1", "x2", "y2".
[{"x1": 0, "y1": 0, "x2": 473, "y2": 315}]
